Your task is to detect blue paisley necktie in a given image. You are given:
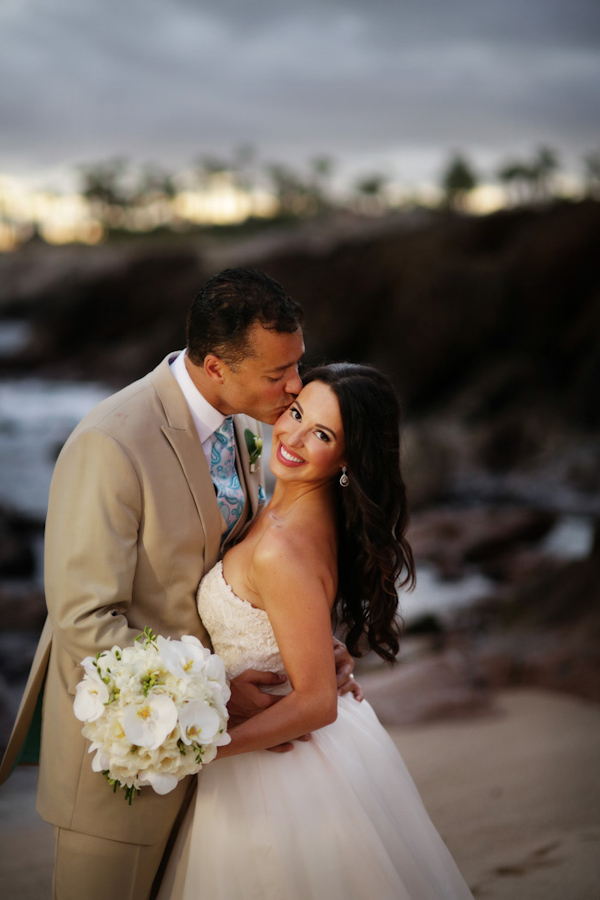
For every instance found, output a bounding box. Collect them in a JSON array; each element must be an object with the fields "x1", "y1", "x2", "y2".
[{"x1": 210, "y1": 416, "x2": 245, "y2": 537}]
